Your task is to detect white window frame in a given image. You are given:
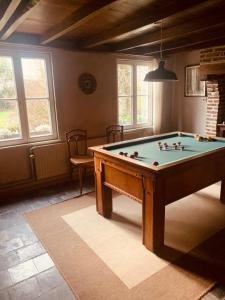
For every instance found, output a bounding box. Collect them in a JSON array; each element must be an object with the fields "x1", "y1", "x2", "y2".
[
  {"x1": 117, "y1": 59, "x2": 153, "y2": 130},
  {"x1": 0, "y1": 50, "x2": 58, "y2": 147}
]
